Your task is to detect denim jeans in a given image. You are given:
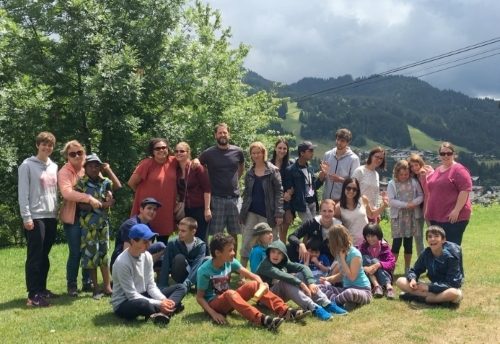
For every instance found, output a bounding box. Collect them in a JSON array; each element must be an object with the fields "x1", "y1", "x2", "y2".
[
  {"x1": 362, "y1": 256, "x2": 391, "y2": 286},
  {"x1": 64, "y1": 222, "x2": 90, "y2": 288}
]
